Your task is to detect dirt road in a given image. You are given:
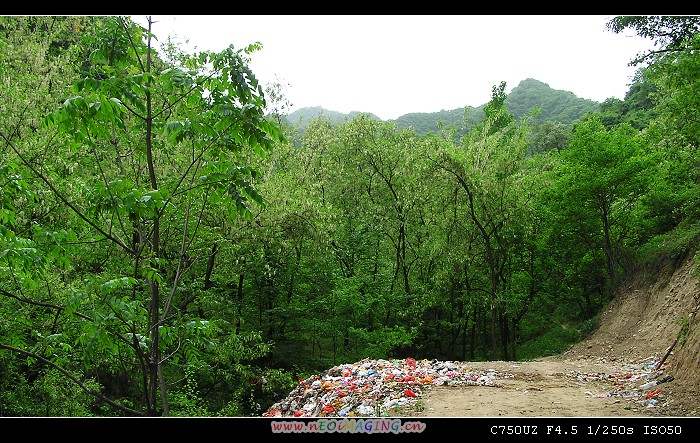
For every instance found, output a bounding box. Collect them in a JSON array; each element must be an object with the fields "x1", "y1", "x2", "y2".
[
  {"x1": 265, "y1": 254, "x2": 700, "y2": 421},
  {"x1": 397, "y1": 254, "x2": 700, "y2": 419},
  {"x1": 394, "y1": 359, "x2": 662, "y2": 417}
]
